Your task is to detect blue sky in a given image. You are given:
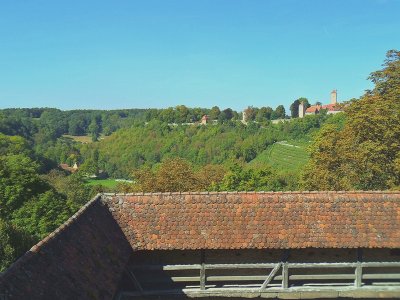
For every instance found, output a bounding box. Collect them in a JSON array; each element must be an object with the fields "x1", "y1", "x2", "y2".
[{"x1": 0, "y1": 0, "x2": 399, "y2": 111}]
